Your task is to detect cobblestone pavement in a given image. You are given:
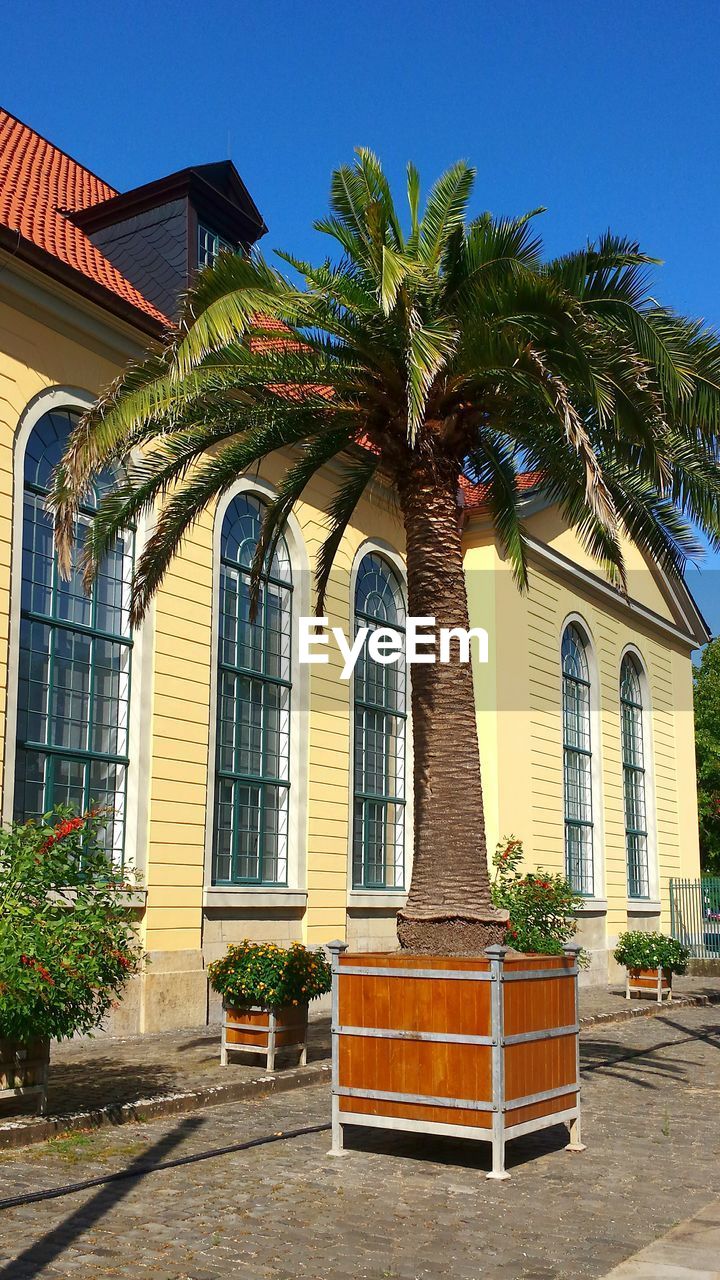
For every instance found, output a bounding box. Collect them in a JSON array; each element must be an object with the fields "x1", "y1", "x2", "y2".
[
  {"x1": 3, "y1": 976, "x2": 718, "y2": 1127},
  {"x1": 0, "y1": 1005, "x2": 718, "y2": 1279}
]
